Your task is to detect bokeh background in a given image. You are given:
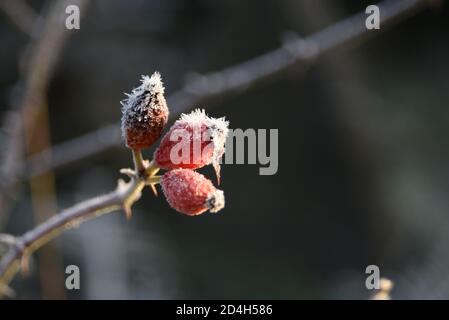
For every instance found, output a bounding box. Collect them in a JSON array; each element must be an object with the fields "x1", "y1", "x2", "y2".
[{"x1": 1, "y1": 0, "x2": 449, "y2": 299}]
